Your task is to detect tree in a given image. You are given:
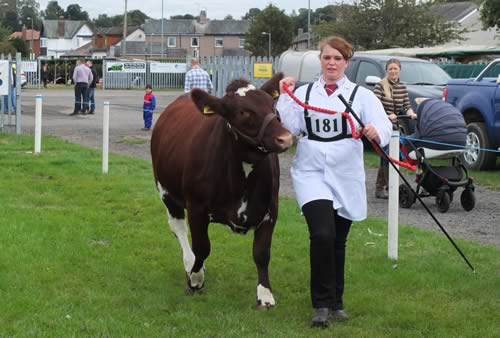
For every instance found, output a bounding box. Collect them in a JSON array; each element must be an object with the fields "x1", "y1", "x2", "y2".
[
  {"x1": 19, "y1": 3, "x2": 42, "y2": 31},
  {"x1": 1, "y1": 11, "x2": 20, "y2": 32},
  {"x1": 480, "y1": 0, "x2": 500, "y2": 31},
  {"x1": 245, "y1": 5, "x2": 293, "y2": 56},
  {"x1": 43, "y1": 1, "x2": 65, "y2": 19},
  {"x1": 93, "y1": 14, "x2": 113, "y2": 28},
  {"x1": 0, "y1": 23, "x2": 15, "y2": 55},
  {"x1": 127, "y1": 10, "x2": 149, "y2": 26},
  {"x1": 65, "y1": 4, "x2": 89, "y2": 21},
  {"x1": 170, "y1": 14, "x2": 195, "y2": 19},
  {"x1": 314, "y1": 0, "x2": 464, "y2": 50},
  {"x1": 242, "y1": 8, "x2": 261, "y2": 20},
  {"x1": 9, "y1": 36, "x2": 29, "y2": 57},
  {"x1": 224, "y1": 14, "x2": 234, "y2": 20}
]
